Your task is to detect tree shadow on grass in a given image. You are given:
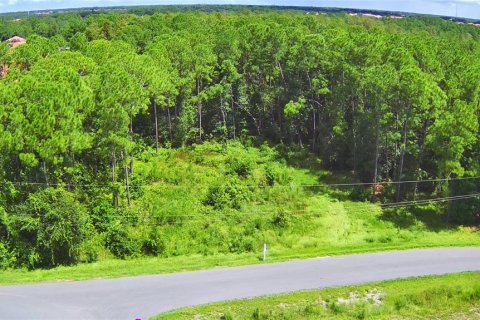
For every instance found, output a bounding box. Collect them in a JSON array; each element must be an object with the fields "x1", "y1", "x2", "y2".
[{"x1": 380, "y1": 206, "x2": 450, "y2": 232}]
